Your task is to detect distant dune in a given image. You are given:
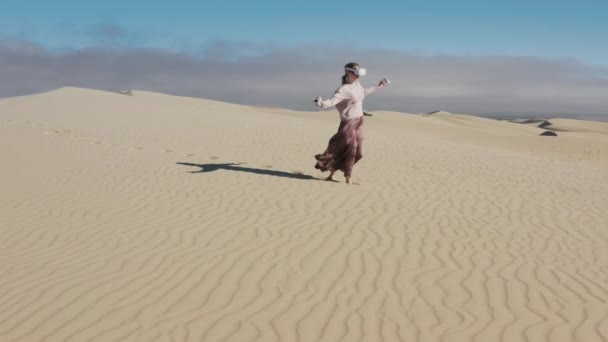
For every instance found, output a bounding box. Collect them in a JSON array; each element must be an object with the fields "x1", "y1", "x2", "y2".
[{"x1": 1, "y1": 87, "x2": 607, "y2": 341}]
